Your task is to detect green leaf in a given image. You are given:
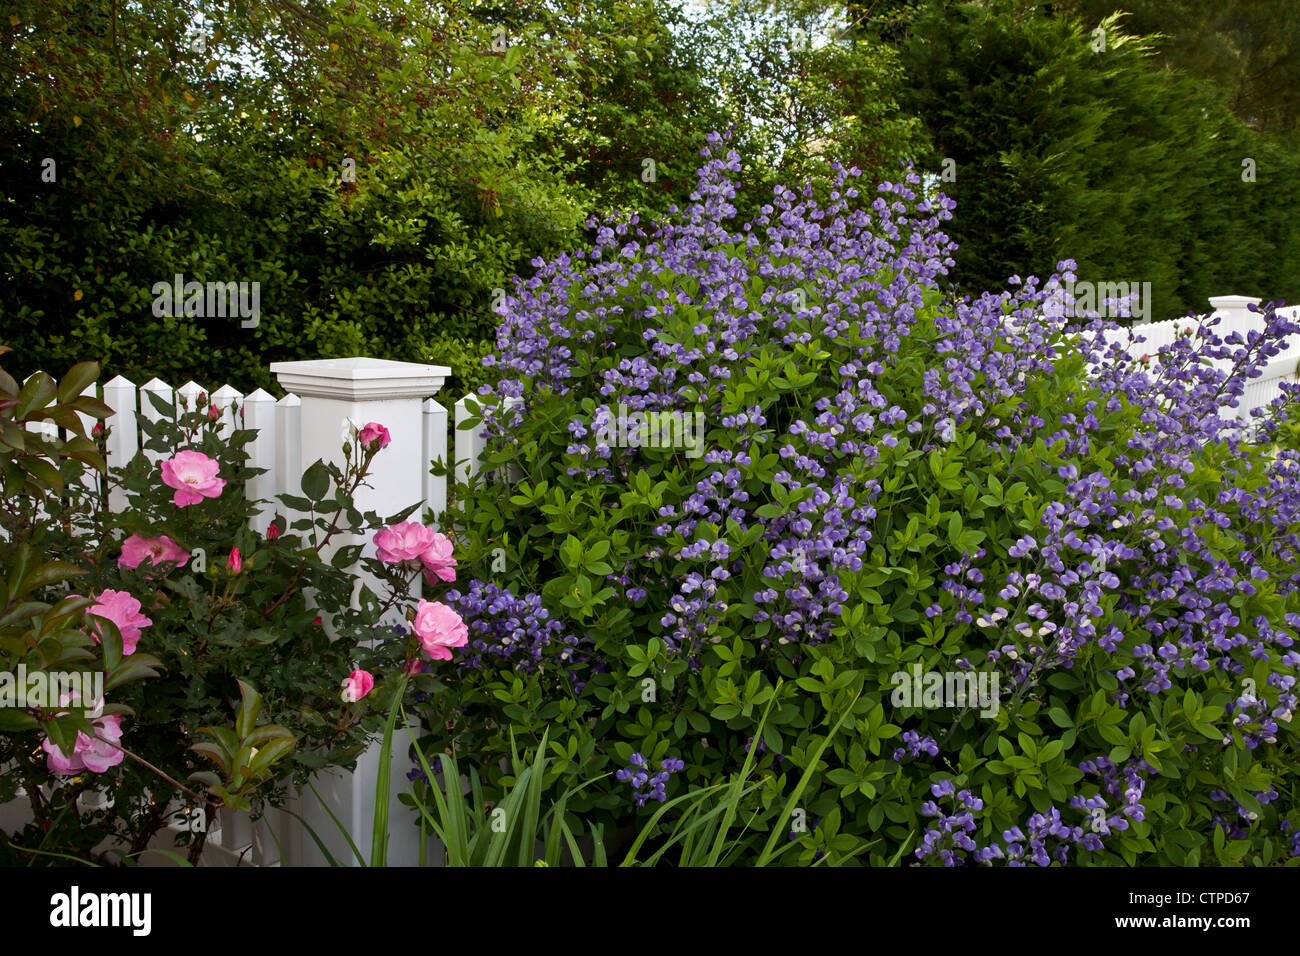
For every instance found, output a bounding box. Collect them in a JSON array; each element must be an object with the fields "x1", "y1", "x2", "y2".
[
  {"x1": 21, "y1": 560, "x2": 86, "y2": 594},
  {"x1": 0, "y1": 710, "x2": 40, "y2": 731},
  {"x1": 301, "y1": 461, "x2": 330, "y2": 502},
  {"x1": 235, "y1": 679, "x2": 262, "y2": 739},
  {"x1": 1046, "y1": 707, "x2": 1074, "y2": 729},
  {"x1": 56, "y1": 362, "x2": 99, "y2": 405}
]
